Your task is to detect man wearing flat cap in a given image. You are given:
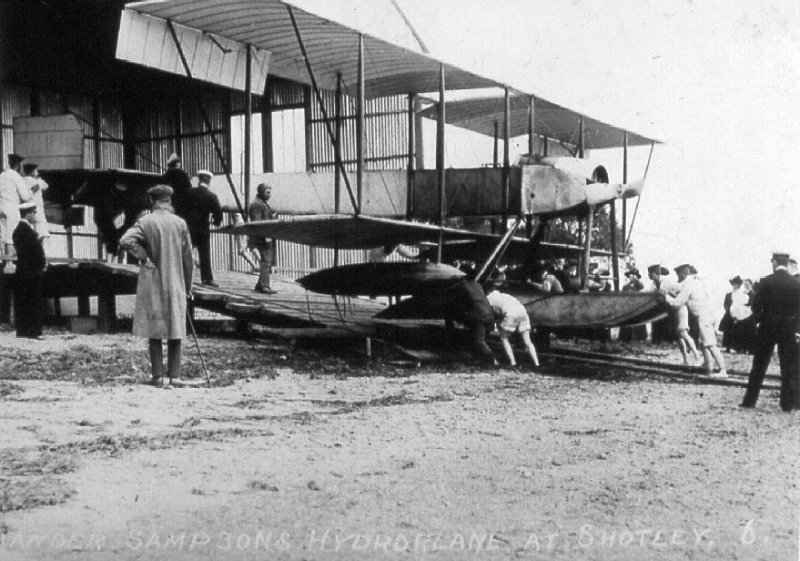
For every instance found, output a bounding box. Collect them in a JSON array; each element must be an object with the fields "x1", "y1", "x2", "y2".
[
  {"x1": 248, "y1": 182, "x2": 279, "y2": 294},
  {"x1": 12, "y1": 201, "x2": 46, "y2": 339},
  {"x1": 741, "y1": 251, "x2": 800, "y2": 411},
  {"x1": 0, "y1": 153, "x2": 34, "y2": 256},
  {"x1": 120, "y1": 184, "x2": 194, "y2": 387},
  {"x1": 183, "y1": 169, "x2": 222, "y2": 287}
]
